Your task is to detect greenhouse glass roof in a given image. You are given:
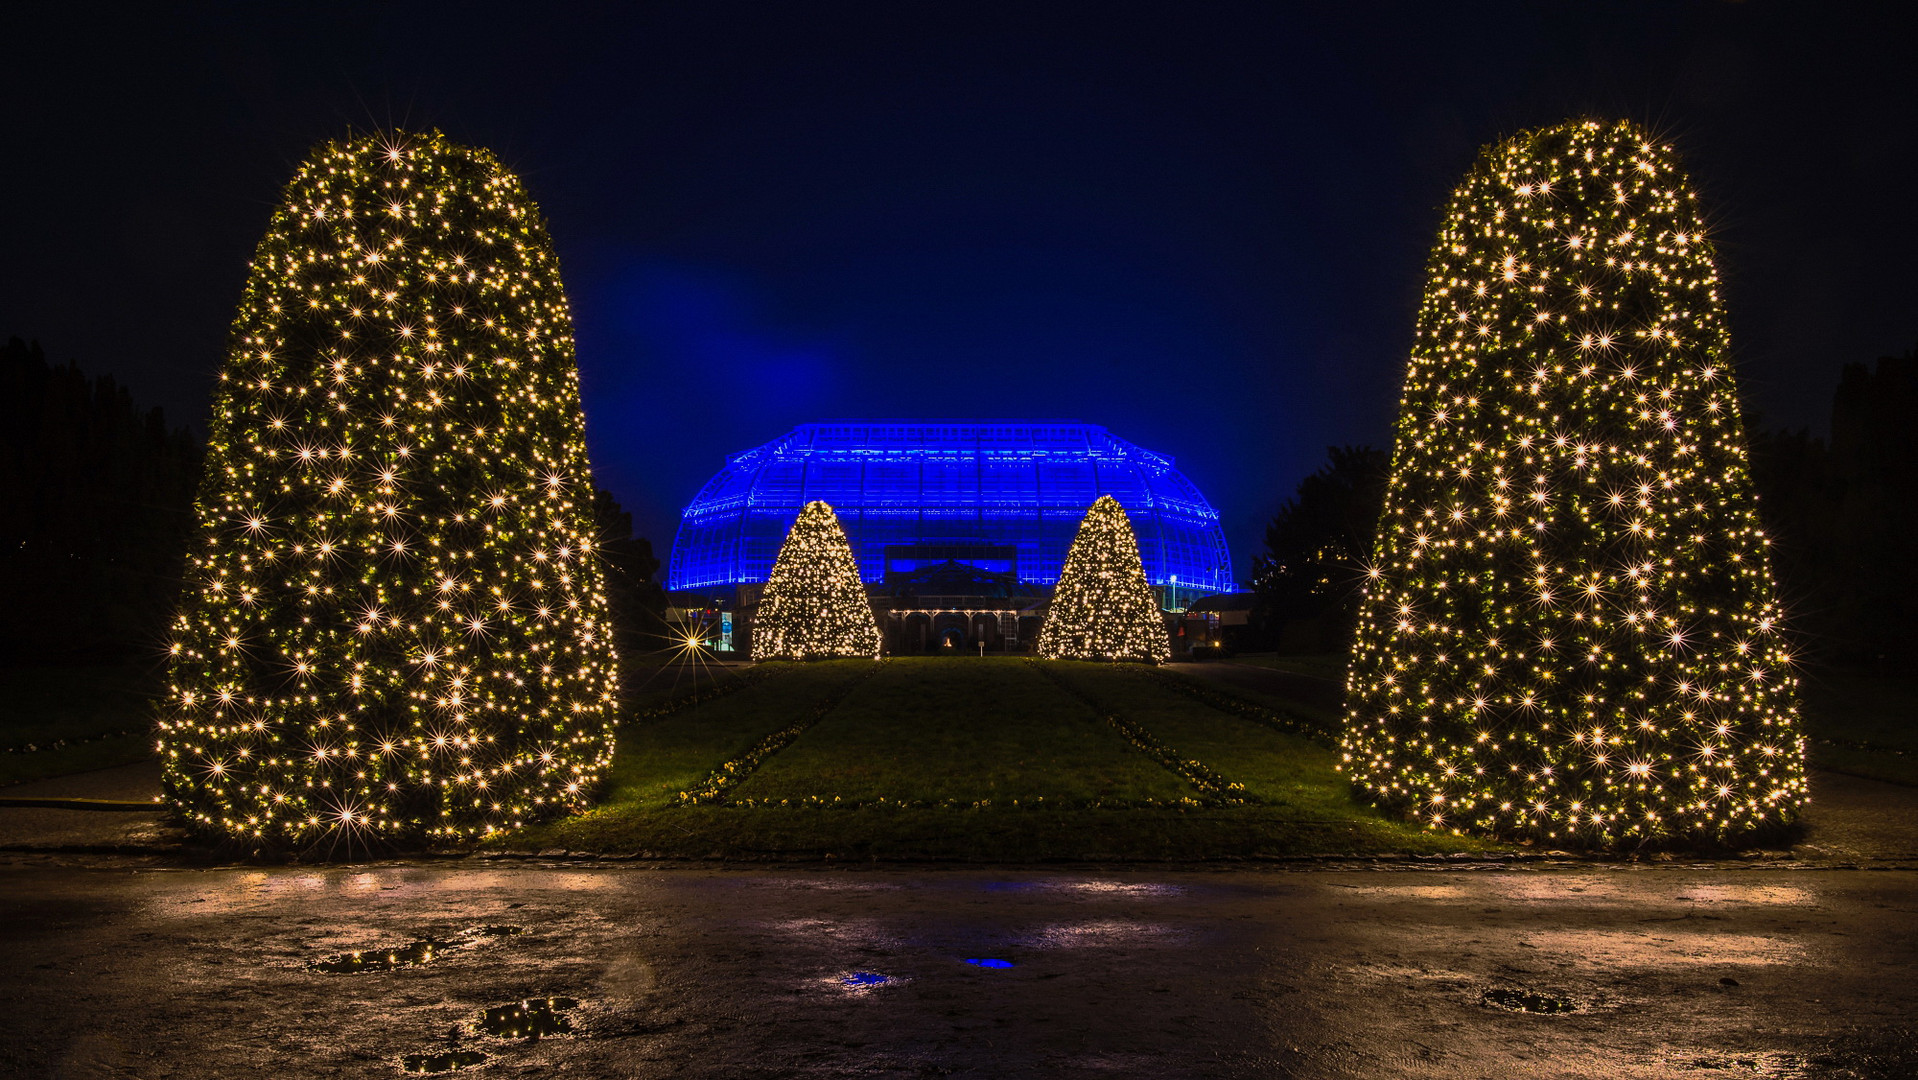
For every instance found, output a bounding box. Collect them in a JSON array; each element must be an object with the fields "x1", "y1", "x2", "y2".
[{"x1": 667, "y1": 421, "x2": 1233, "y2": 596}]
